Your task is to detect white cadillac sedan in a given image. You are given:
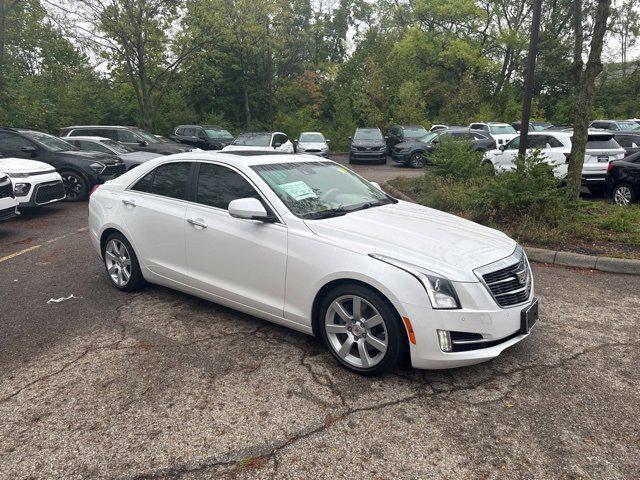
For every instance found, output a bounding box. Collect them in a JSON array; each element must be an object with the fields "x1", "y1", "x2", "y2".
[{"x1": 89, "y1": 152, "x2": 537, "y2": 375}]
